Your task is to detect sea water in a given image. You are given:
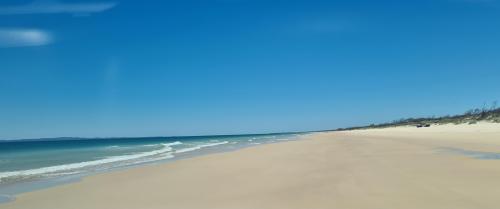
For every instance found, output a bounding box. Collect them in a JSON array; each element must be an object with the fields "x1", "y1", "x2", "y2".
[{"x1": 0, "y1": 133, "x2": 304, "y2": 201}]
